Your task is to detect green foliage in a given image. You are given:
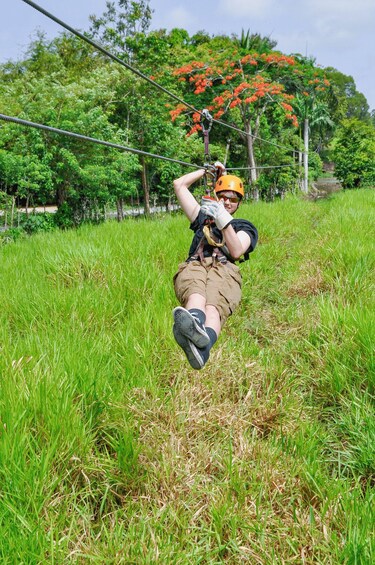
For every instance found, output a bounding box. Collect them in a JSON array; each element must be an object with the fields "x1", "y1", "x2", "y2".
[
  {"x1": 308, "y1": 150, "x2": 323, "y2": 180},
  {"x1": 325, "y1": 67, "x2": 371, "y2": 123},
  {"x1": 0, "y1": 6, "x2": 373, "y2": 220},
  {"x1": 0, "y1": 52, "x2": 151, "y2": 222},
  {"x1": 255, "y1": 164, "x2": 299, "y2": 200},
  {"x1": 0, "y1": 226, "x2": 24, "y2": 244},
  {"x1": 19, "y1": 212, "x2": 56, "y2": 235},
  {"x1": 89, "y1": 0, "x2": 153, "y2": 54},
  {"x1": 235, "y1": 29, "x2": 277, "y2": 52},
  {"x1": 332, "y1": 119, "x2": 375, "y2": 188},
  {"x1": 53, "y1": 202, "x2": 75, "y2": 229},
  {"x1": 0, "y1": 190, "x2": 12, "y2": 210},
  {"x1": 0, "y1": 213, "x2": 56, "y2": 244}
]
